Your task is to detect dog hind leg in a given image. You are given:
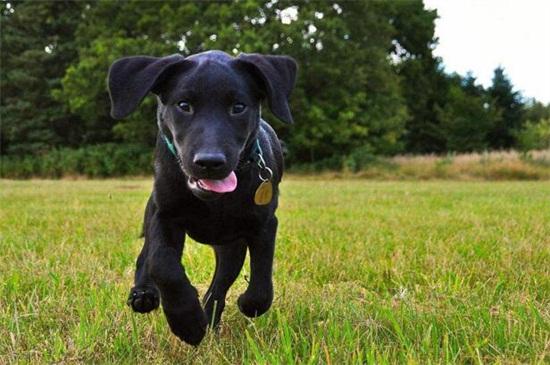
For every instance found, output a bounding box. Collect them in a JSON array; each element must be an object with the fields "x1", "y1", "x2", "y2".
[
  {"x1": 238, "y1": 217, "x2": 277, "y2": 318},
  {"x1": 203, "y1": 241, "x2": 247, "y2": 328}
]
